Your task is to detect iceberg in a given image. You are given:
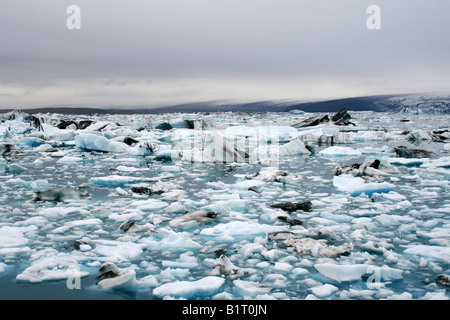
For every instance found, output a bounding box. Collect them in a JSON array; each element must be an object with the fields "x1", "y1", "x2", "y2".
[
  {"x1": 97, "y1": 269, "x2": 138, "y2": 291},
  {"x1": 310, "y1": 284, "x2": 338, "y2": 298},
  {"x1": 140, "y1": 228, "x2": 203, "y2": 251},
  {"x1": 279, "y1": 140, "x2": 311, "y2": 156},
  {"x1": 153, "y1": 276, "x2": 225, "y2": 299},
  {"x1": 92, "y1": 241, "x2": 144, "y2": 262},
  {"x1": 314, "y1": 263, "x2": 403, "y2": 282},
  {"x1": 2, "y1": 108, "x2": 450, "y2": 300},
  {"x1": 16, "y1": 249, "x2": 90, "y2": 283},
  {"x1": 420, "y1": 156, "x2": 450, "y2": 168},
  {"x1": 90, "y1": 175, "x2": 157, "y2": 187},
  {"x1": 0, "y1": 226, "x2": 29, "y2": 248},
  {"x1": 233, "y1": 279, "x2": 272, "y2": 297},
  {"x1": 319, "y1": 146, "x2": 362, "y2": 157},
  {"x1": 75, "y1": 133, "x2": 129, "y2": 153},
  {"x1": 333, "y1": 174, "x2": 395, "y2": 196},
  {"x1": 200, "y1": 221, "x2": 287, "y2": 242},
  {"x1": 404, "y1": 245, "x2": 450, "y2": 263}
]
